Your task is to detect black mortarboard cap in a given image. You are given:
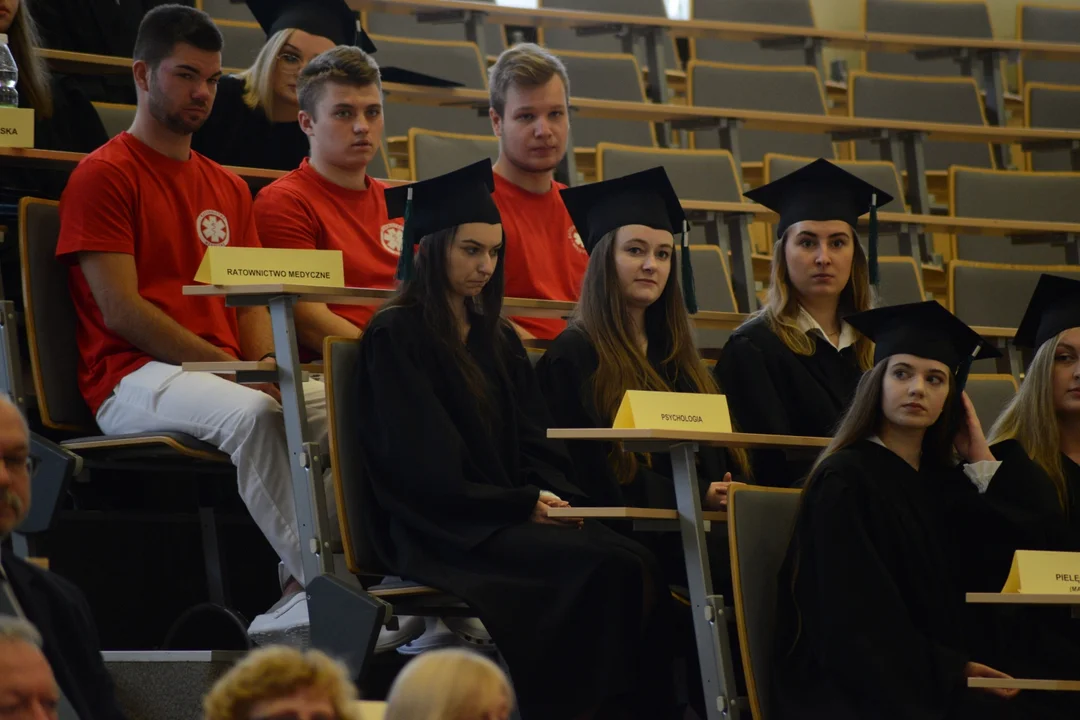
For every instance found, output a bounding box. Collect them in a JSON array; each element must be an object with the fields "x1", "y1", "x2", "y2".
[
  {"x1": 846, "y1": 301, "x2": 1001, "y2": 391},
  {"x1": 247, "y1": 0, "x2": 373, "y2": 50},
  {"x1": 386, "y1": 160, "x2": 501, "y2": 282},
  {"x1": 559, "y1": 167, "x2": 698, "y2": 312},
  {"x1": 744, "y1": 158, "x2": 894, "y2": 286},
  {"x1": 1015, "y1": 274, "x2": 1080, "y2": 349}
]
